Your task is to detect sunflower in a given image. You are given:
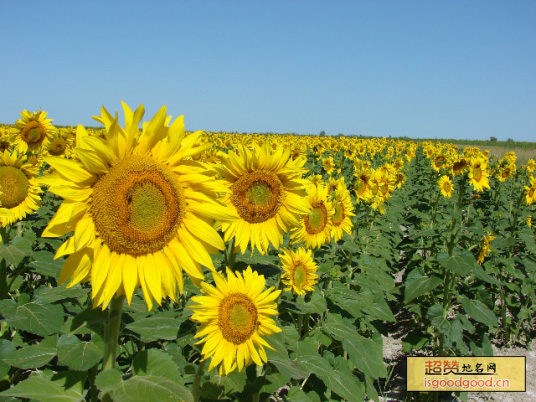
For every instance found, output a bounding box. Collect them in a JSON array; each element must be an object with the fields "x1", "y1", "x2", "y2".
[
  {"x1": 0, "y1": 129, "x2": 13, "y2": 152},
  {"x1": 321, "y1": 156, "x2": 335, "y2": 176},
  {"x1": 189, "y1": 266, "x2": 281, "y2": 375},
  {"x1": 527, "y1": 159, "x2": 535, "y2": 172},
  {"x1": 0, "y1": 150, "x2": 42, "y2": 227},
  {"x1": 330, "y1": 184, "x2": 355, "y2": 242},
  {"x1": 477, "y1": 231, "x2": 496, "y2": 264},
  {"x1": 14, "y1": 109, "x2": 56, "y2": 154},
  {"x1": 432, "y1": 154, "x2": 448, "y2": 172},
  {"x1": 46, "y1": 132, "x2": 74, "y2": 158},
  {"x1": 468, "y1": 157, "x2": 490, "y2": 192},
  {"x1": 438, "y1": 175, "x2": 453, "y2": 198},
  {"x1": 524, "y1": 179, "x2": 536, "y2": 205},
  {"x1": 38, "y1": 102, "x2": 236, "y2": 310},
  {"x1": 279, "y1": 248, "x2": 319, "y2": 295},
  {"x1": 216, "y1": 143, "x2": 310, "y2": 255},
  {"x1": 291, "y1": 183, "x2": 333, "y2": 249},
  {"x1": 354, "y1": 169, "x2": 373, "y2": 204},
  {"x1": 450, "y1": 156, "x2": 468, "y2": 176}
]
